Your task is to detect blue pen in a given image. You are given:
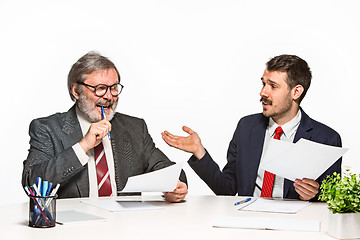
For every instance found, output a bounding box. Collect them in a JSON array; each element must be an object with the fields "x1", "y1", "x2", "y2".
[
  {"x1": 234, "y1": 197, "x2": 252, "y2": 206},
  {"x1": 101, "y1": 106, "x2": 111, "y2": 140}
]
